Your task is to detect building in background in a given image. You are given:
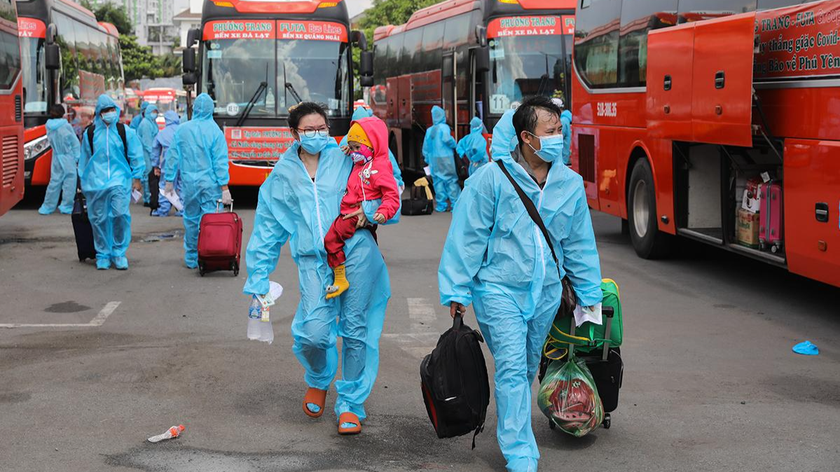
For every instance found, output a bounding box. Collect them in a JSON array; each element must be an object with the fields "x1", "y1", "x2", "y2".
[
  {"x1": 173, "y1": 0, "x2": 202, "y2": 53},
  {"x1": 89, "y1": 0, "x2": 190, "y2": 54}
]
